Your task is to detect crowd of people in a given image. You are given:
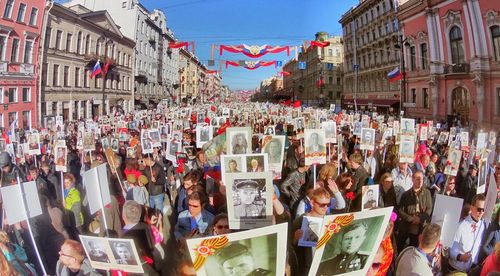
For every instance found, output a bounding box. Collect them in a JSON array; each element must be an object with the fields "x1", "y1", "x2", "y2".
[{"x1": 0, "y1": 102, "x2": 499, "y2": 276}]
